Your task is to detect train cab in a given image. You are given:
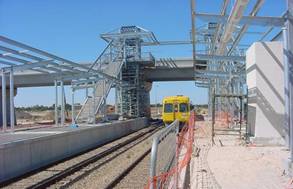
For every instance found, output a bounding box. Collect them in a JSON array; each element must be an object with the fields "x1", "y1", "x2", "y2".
[{"x1": 162, "y1": 95, "x2": 190, "y2": 126}]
